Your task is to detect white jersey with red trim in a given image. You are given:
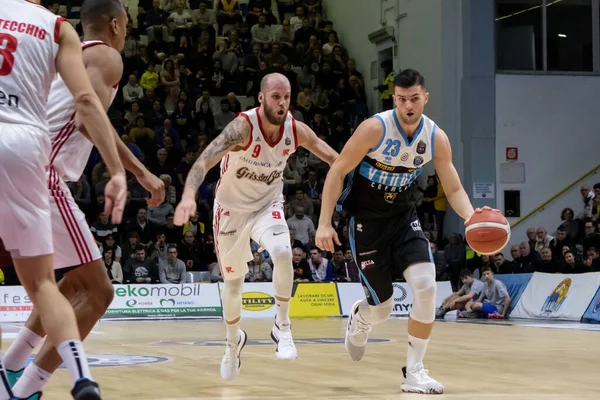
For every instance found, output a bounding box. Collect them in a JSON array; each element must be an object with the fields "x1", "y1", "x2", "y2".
[
  {"x1": 47, "y1": 40, "x2": 119, "y2": 182},
  {"x1": 215, "y1": 107, "x2": 298, "y2": 213},
  {"x1": 0, "y1": 0, "x2": 65, "y2": 131}
]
